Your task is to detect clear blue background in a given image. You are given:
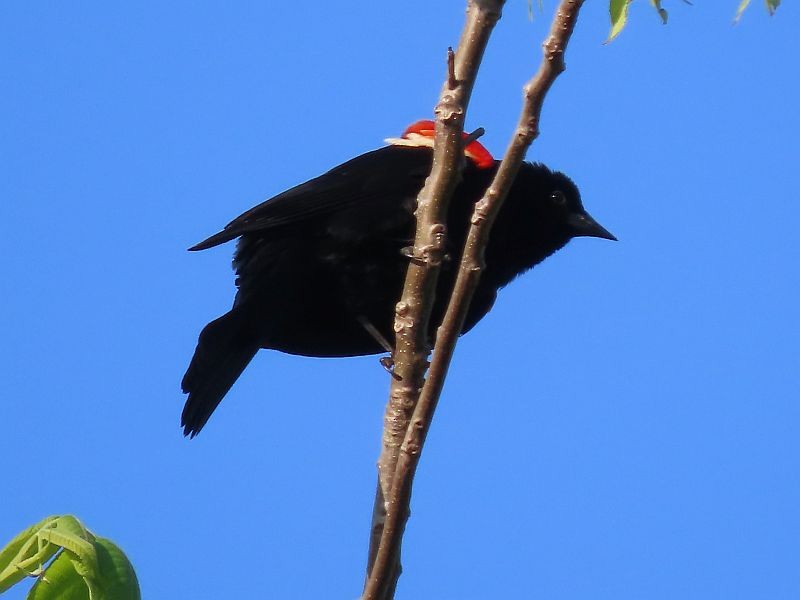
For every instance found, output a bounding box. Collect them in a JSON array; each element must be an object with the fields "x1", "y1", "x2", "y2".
[{"x1": 2, "y1": 2, "x2": 798, "y2": 598}]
